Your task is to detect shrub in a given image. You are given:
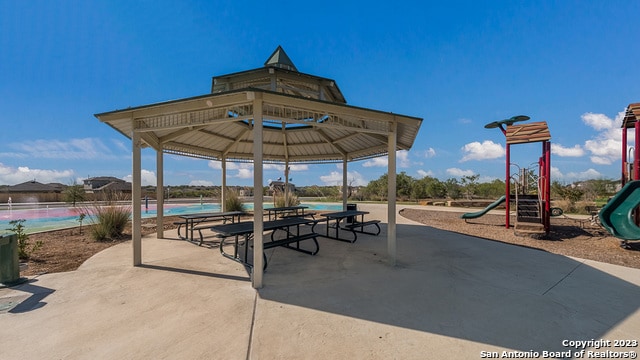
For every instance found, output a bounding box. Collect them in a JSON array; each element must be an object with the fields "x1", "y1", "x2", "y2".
[
  {"x1": 225, "y1": 189, "x2": 245, "y2": 212},
  {"x1": 6, "y1": 219, "x2": 42, "y2": 260},
  {"x1": 275, "y1": 191, "x2": 300, "y2": 207},
  {"x1": 89, "y1": 205, "x2": 131, "y2": 241},
  {"x1": 84, "y1": 193, "x2": 131, "y2": 241}
]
